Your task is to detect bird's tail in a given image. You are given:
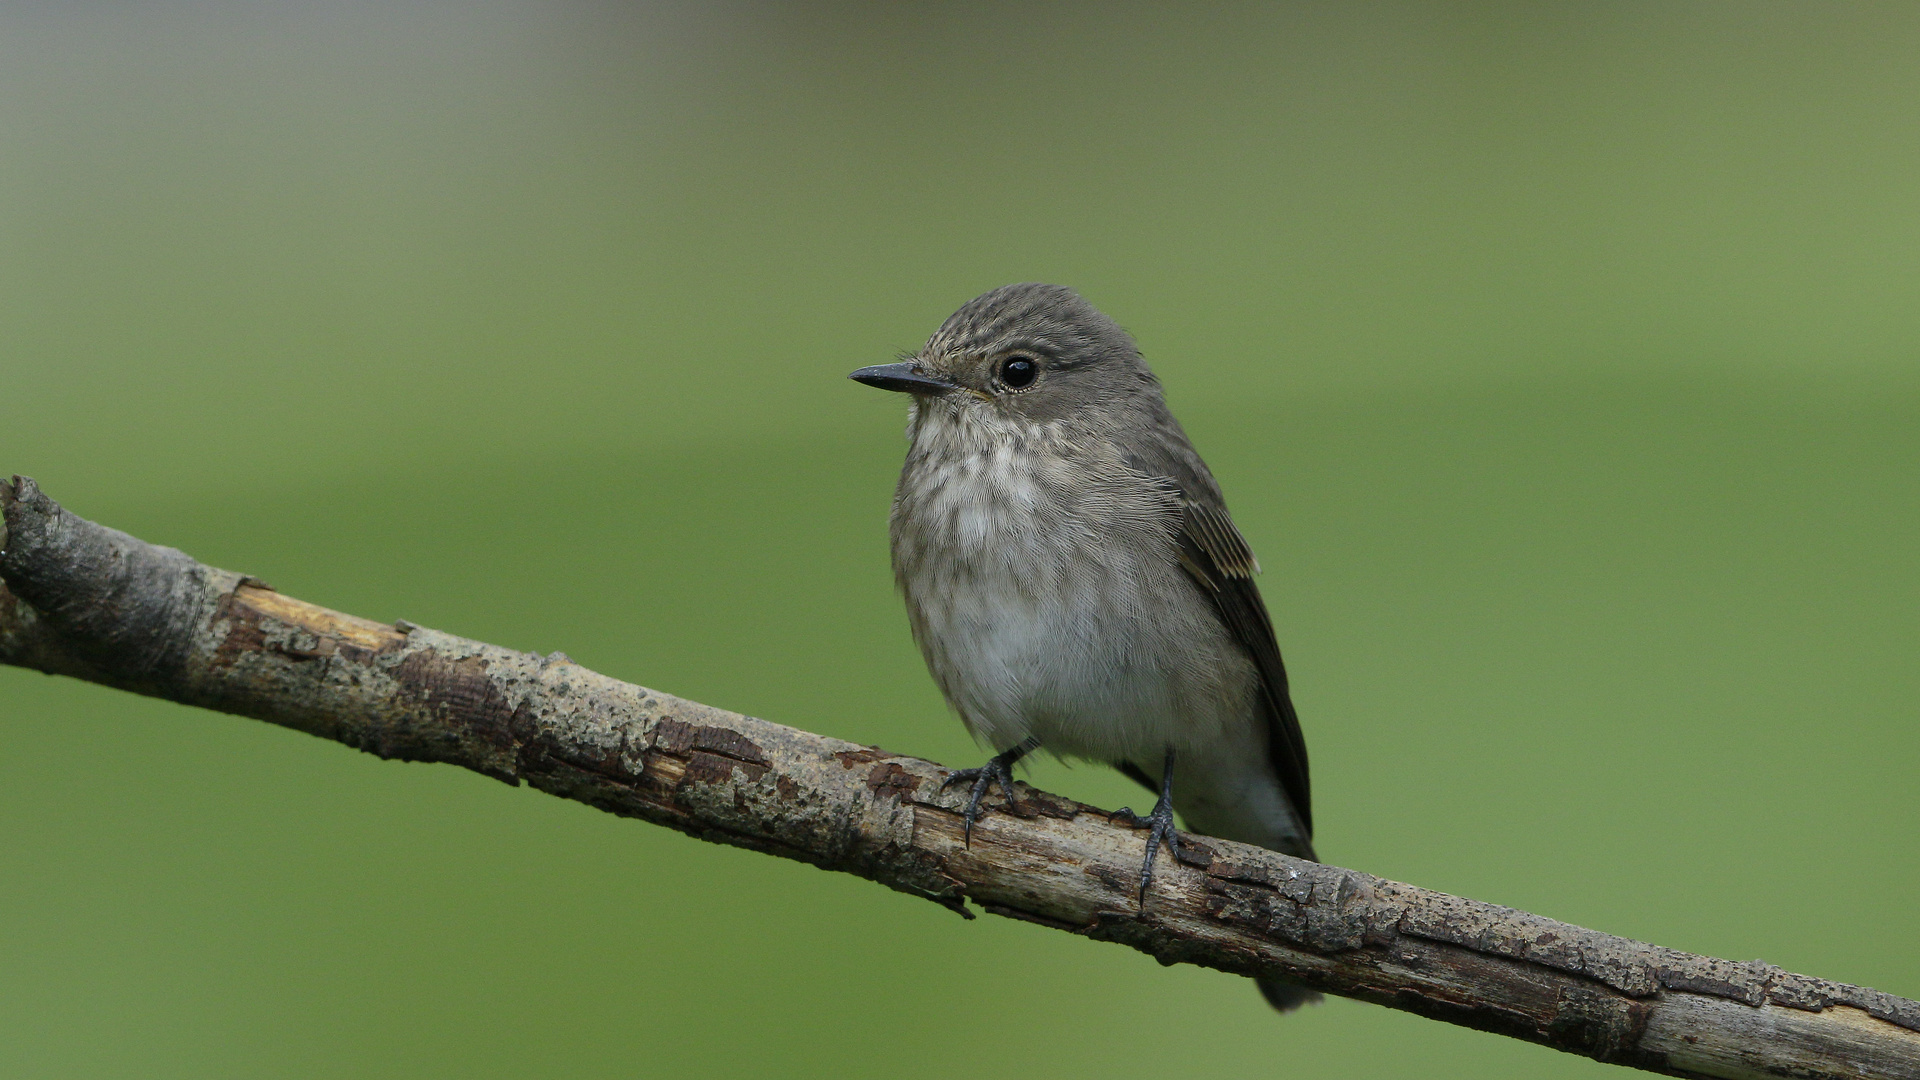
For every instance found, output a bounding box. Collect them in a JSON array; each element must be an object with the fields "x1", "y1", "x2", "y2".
[
  {"x1": 1257, "y1": 978, "x2": 1323, "y2": 1012},
  {"x1": 1256, "y1": 834, "x2": 1323, "y2": 1012}
]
